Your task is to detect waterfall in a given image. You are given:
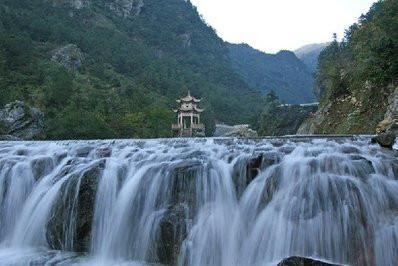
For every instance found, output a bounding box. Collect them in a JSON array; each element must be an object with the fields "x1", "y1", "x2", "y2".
[{"x1": 0, "y1": 137, "x2": 397, "y2": 265}]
